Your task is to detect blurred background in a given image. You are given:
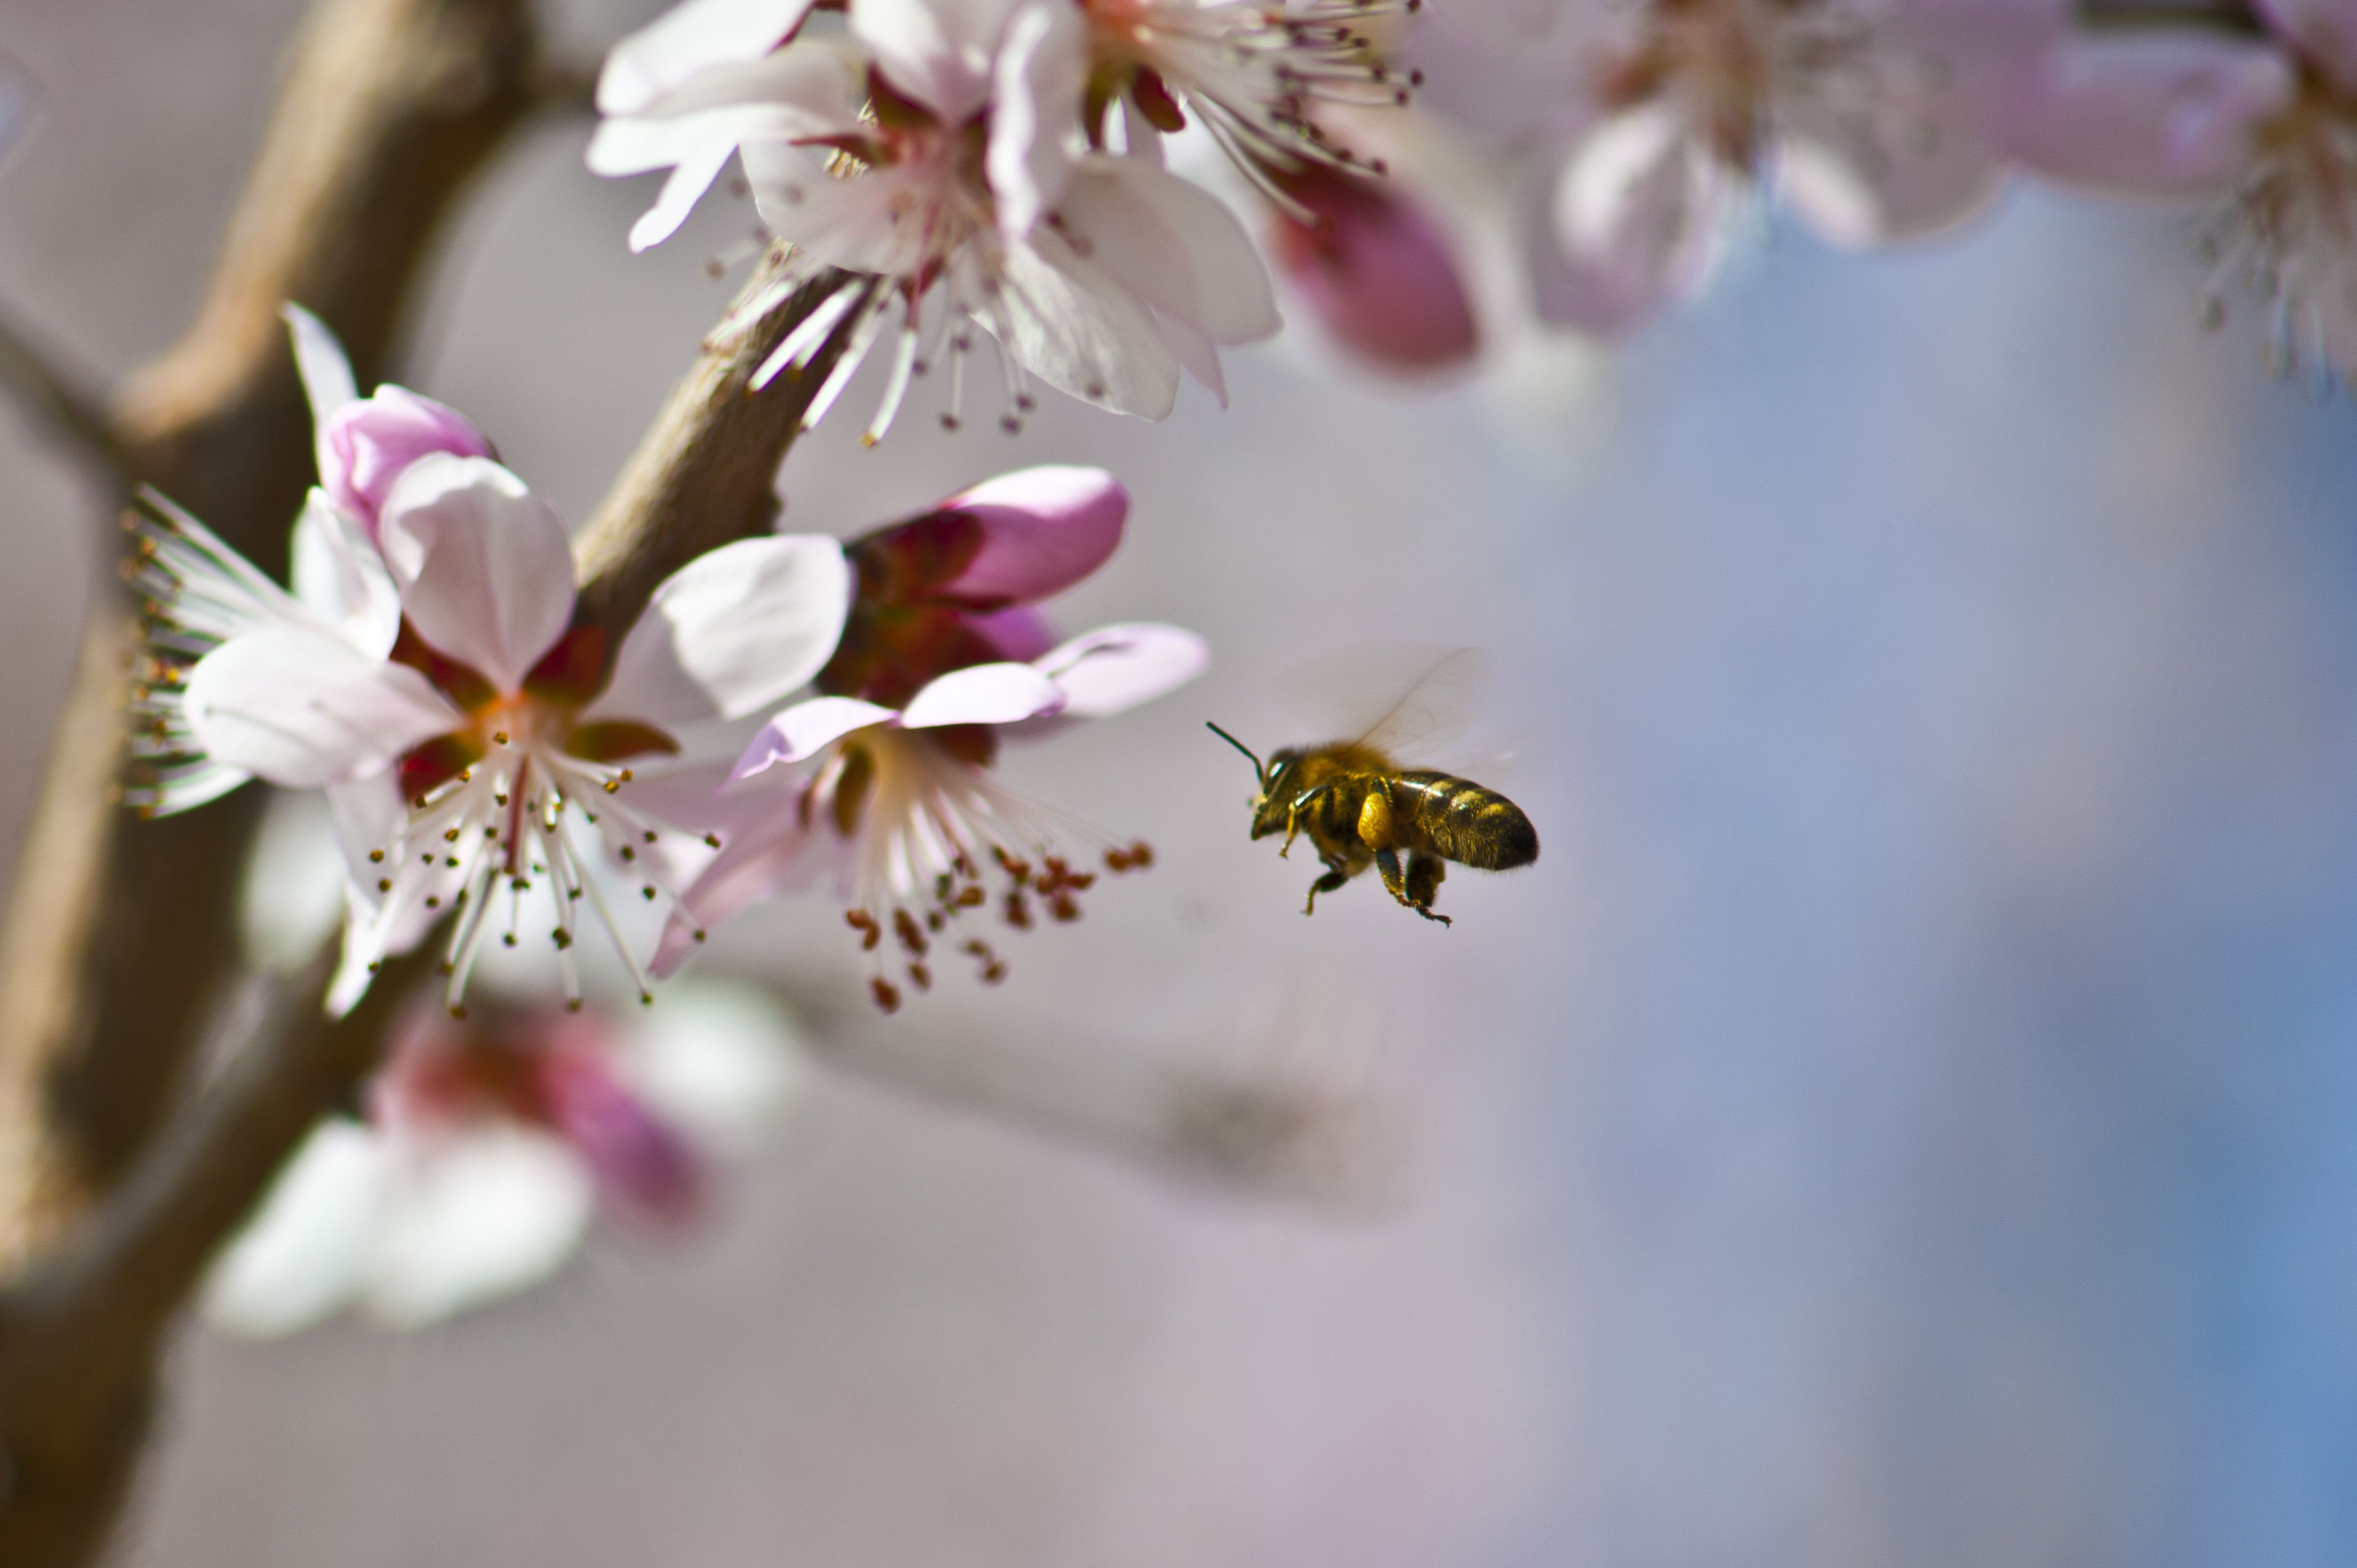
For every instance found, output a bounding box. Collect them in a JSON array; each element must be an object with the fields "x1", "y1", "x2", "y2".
[{"x1": 6, "y1": 1, "x2": 2357, "y2": 1563}]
